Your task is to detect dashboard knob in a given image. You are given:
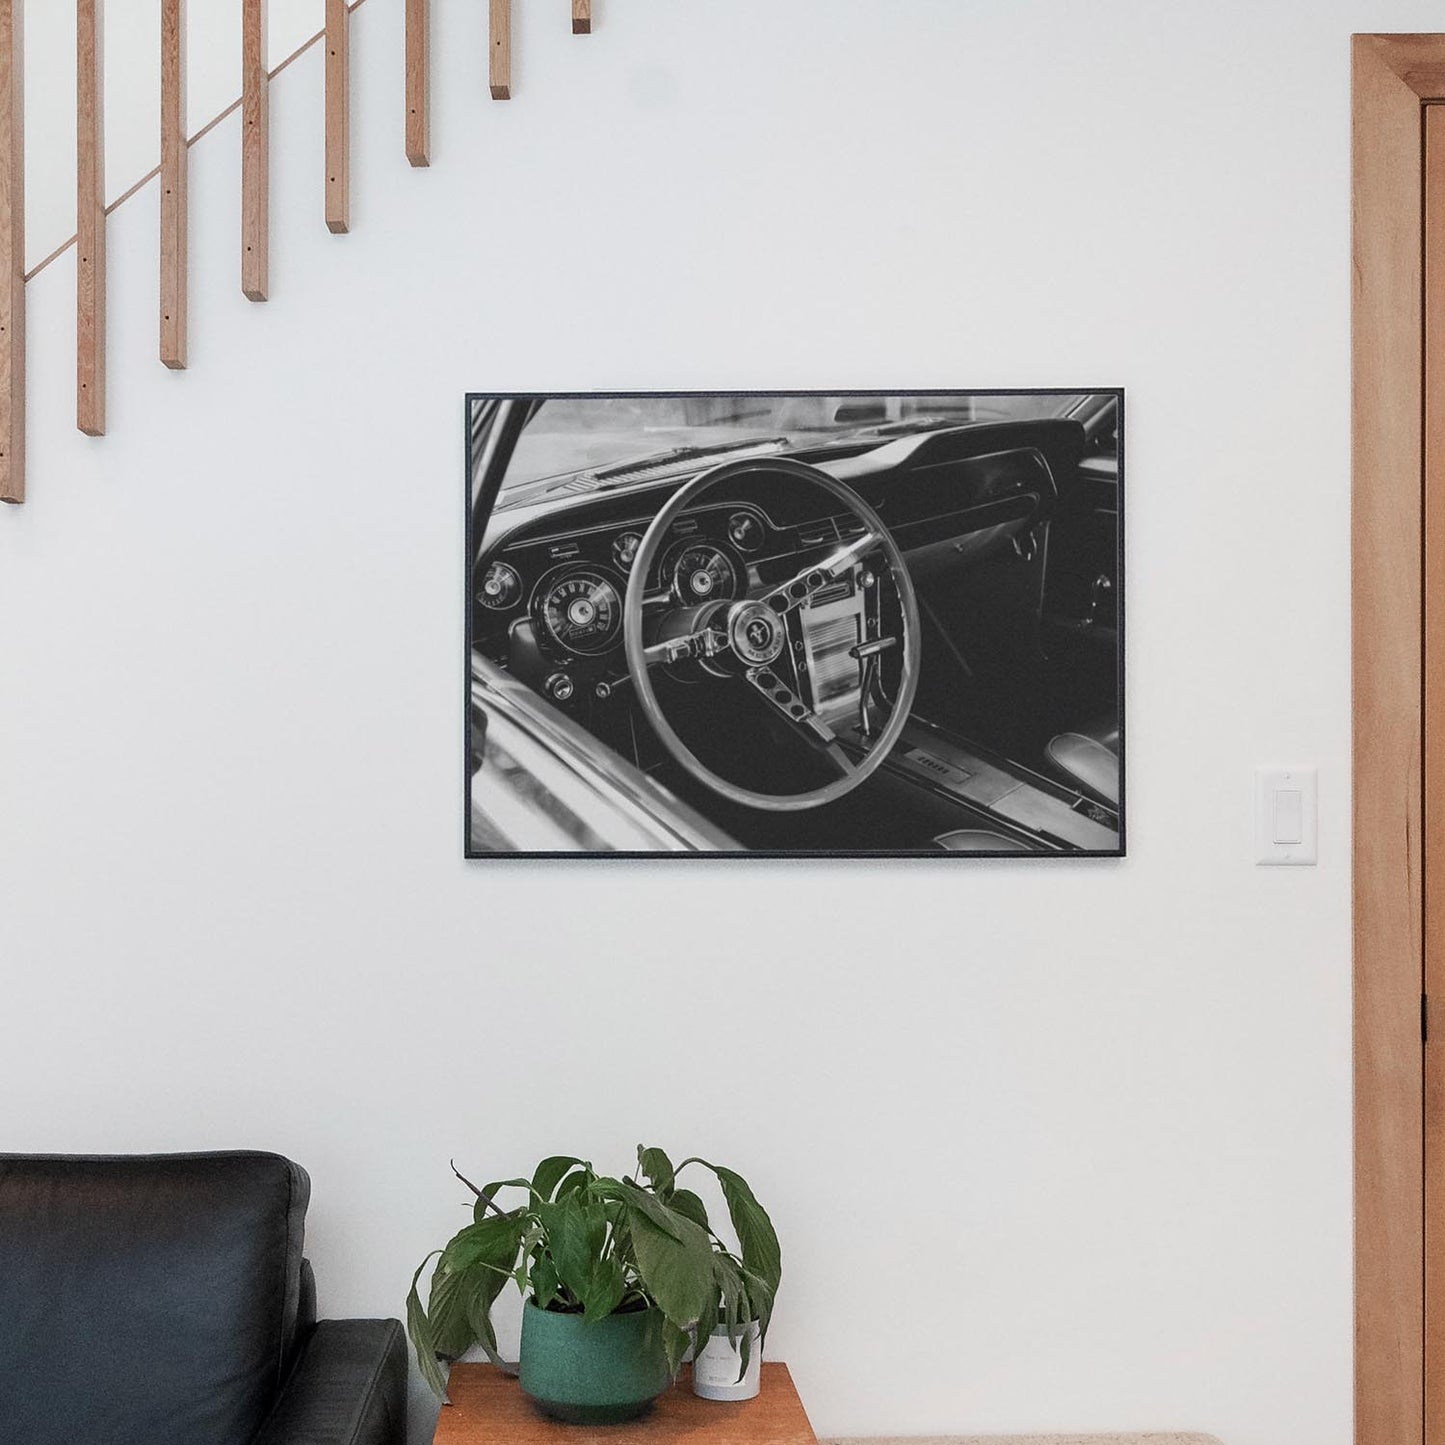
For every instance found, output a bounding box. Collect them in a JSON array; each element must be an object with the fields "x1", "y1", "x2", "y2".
[
  {"x1": 545, "y1": 672, "x2": 575, "y2": 703},
  {"x1": 727, "y1": 511, "x2": 764, "y2": 553}
]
